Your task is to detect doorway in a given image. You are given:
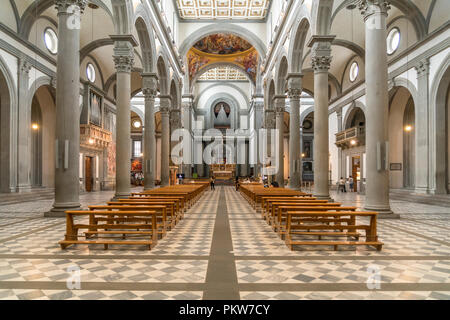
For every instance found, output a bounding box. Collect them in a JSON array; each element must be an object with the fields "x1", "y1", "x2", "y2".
[
  {"x1": 352, "y1": 156, "x2": 361, "y2": 192},
  {"x1": 85, "y1": 156, "x2": 93, "y2": 192}
]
